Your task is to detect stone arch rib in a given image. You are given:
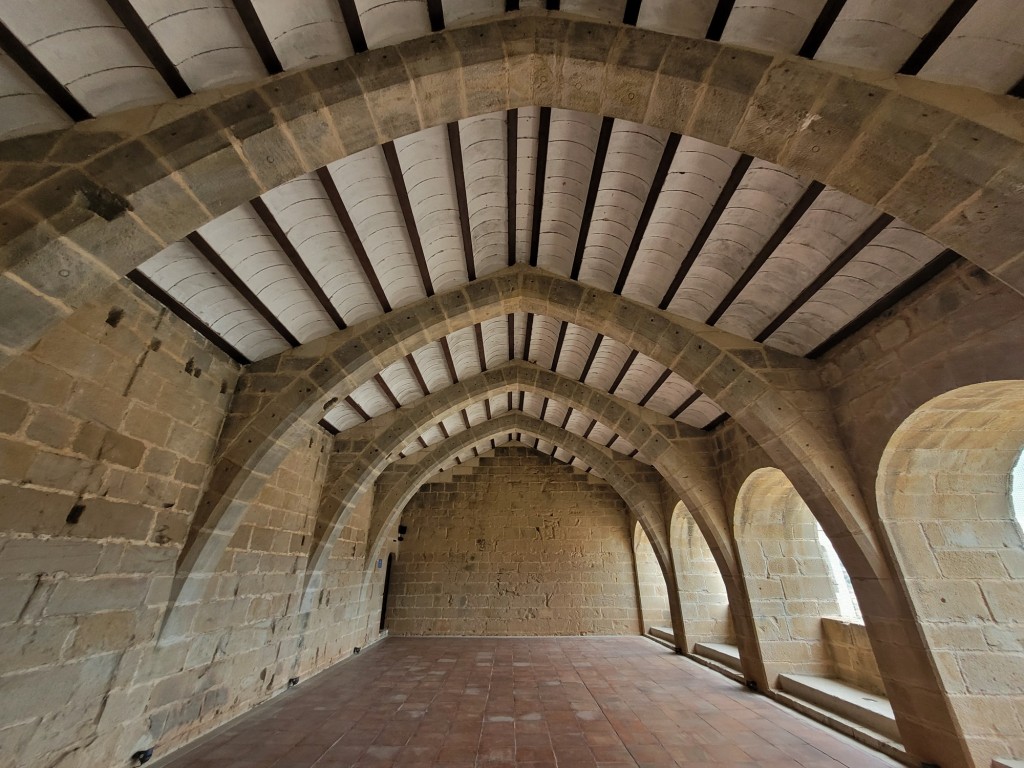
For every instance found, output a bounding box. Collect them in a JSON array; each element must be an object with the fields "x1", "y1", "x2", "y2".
[{"x1": 1, "y1": 16, "x2": 1023, "y2": 363}]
